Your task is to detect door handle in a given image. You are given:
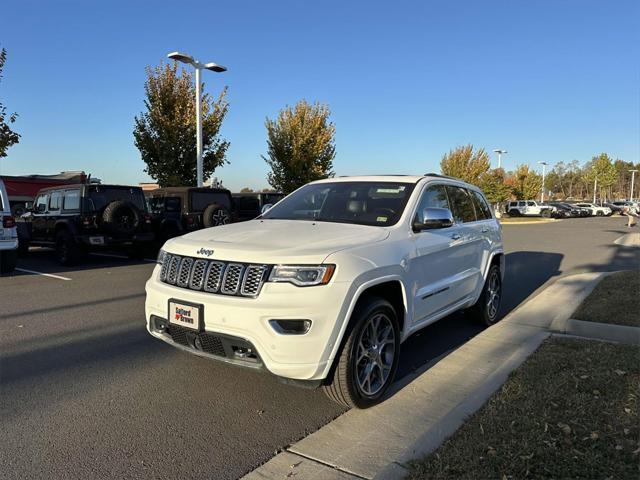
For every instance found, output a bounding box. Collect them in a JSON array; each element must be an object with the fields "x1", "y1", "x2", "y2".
[
  {"x1": 450, "y1": 233, "x2": 461, "y2": 240},
  {"x1": 481, "y1": 227, "x2": 489, "y2": 233}
]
